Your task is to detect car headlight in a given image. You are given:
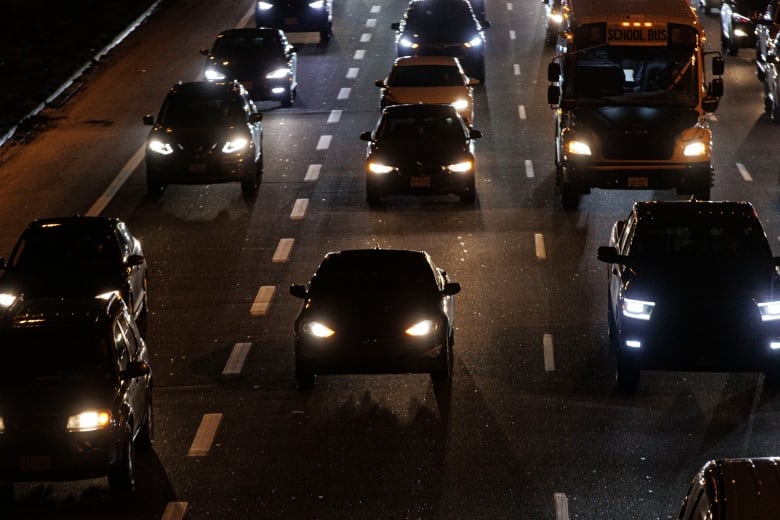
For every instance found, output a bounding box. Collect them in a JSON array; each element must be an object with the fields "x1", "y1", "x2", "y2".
[
  {"x1": 222, "y1": 137, "x2": 248, "y2": 154},
  {"x1": 0, "y1": 293, "x2": 17, "y2": 308},
  {"x1": 683, "y1": 141, "x2": 707, "y2": 157},
  {"x1": 308, "y1": 0, "x2": 325, "y2": 8},
  {"x1": 266, "y1": 67, "x2": 290, "y2": 79},
  {"x1": 549, "y1": 12, "x2": 563, "y2": 24},
  {"x1": 405, "y1": 319, "x2": 437, "y2": 337},
  {"x1": 368, "y1": 162, "x2": 395, "y2": 174},
  {"x1": 257, "y1": 1, "x2": 273, "y2": 10},
  {"x1": 465, "y1": 36, "x2": 483, "y2": 48},
  {"x1": 148, "y1": 140, "x2": 174, "y2": 156},
  {"x1": 451, "y1": 98, "x2": 470, "y2": 111},
  {"x1": 67, "y1": 410, "x2": 111, "y2": 432},
  {"x1": 447, "y1": 160, "x2": 473, "y2": 173},
  {"x1": 399, "y1": 37, "x2": 418, "y2": 49},
  {"x1": 758, "y1": 301, "x2": 780, "y2": 321},
  {"x1": 622, "y1": 298, "x2": 655, "y2": 320},
  {"x1": 204, "y1": 68, "x2": 226, "y2": 81},
  {"x1": 566, "y1": 140, "x2": 591, "y2": 156},
  {"x1": 302, "y1": 321, "x2": 335, "y2": 338},
  {"x1": 0, "y1": 417, "x2": 5, "y2": 433}
]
